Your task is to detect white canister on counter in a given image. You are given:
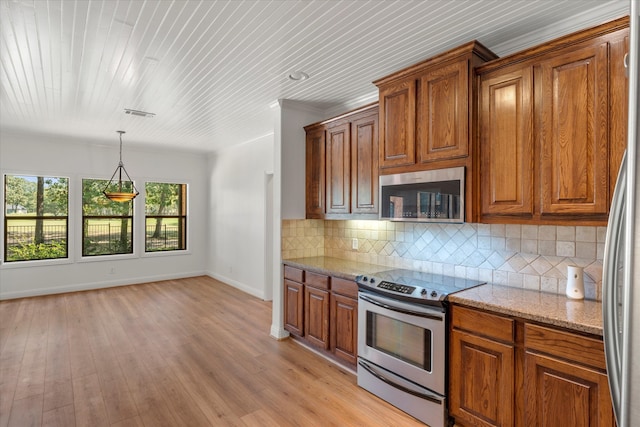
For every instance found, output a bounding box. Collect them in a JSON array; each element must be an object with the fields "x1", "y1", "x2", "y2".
[{"x1": 566, "y1": 265, "x2": 585, "y2": 300}]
